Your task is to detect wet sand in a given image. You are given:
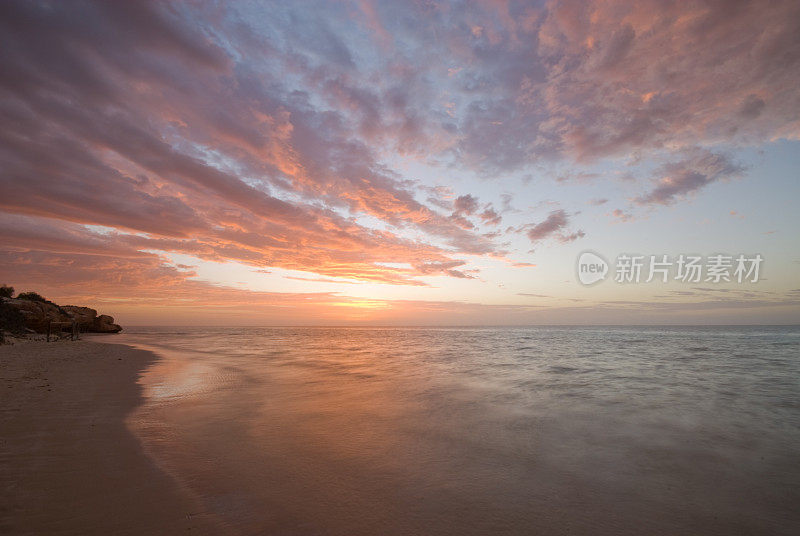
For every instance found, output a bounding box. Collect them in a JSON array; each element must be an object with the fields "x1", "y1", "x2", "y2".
[
  {"x1": 0, "y1": 340, "x2": 220, "y2": 535},
  {"x1": 119, "y1": 327, "x2": 800, "y2": 536},
  {"x1": 3, "y1": 329, "x2": 799, "y2": 535}
]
